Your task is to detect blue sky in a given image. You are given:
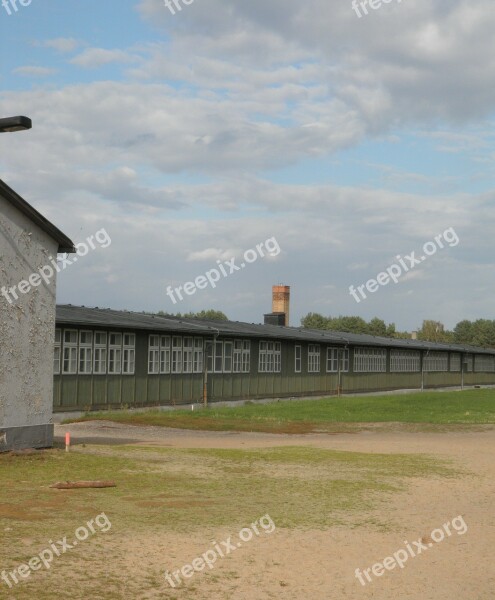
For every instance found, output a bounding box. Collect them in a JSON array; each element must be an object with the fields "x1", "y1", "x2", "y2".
[{"x1": 1, "y1": 0, "x2": 495, "y2": 329}]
